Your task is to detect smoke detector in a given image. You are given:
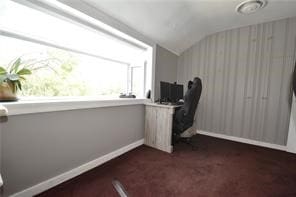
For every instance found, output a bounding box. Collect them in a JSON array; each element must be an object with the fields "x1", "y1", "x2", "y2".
[{"x1": 236, "y1": 0, "x2": 267, "y2": 14}]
